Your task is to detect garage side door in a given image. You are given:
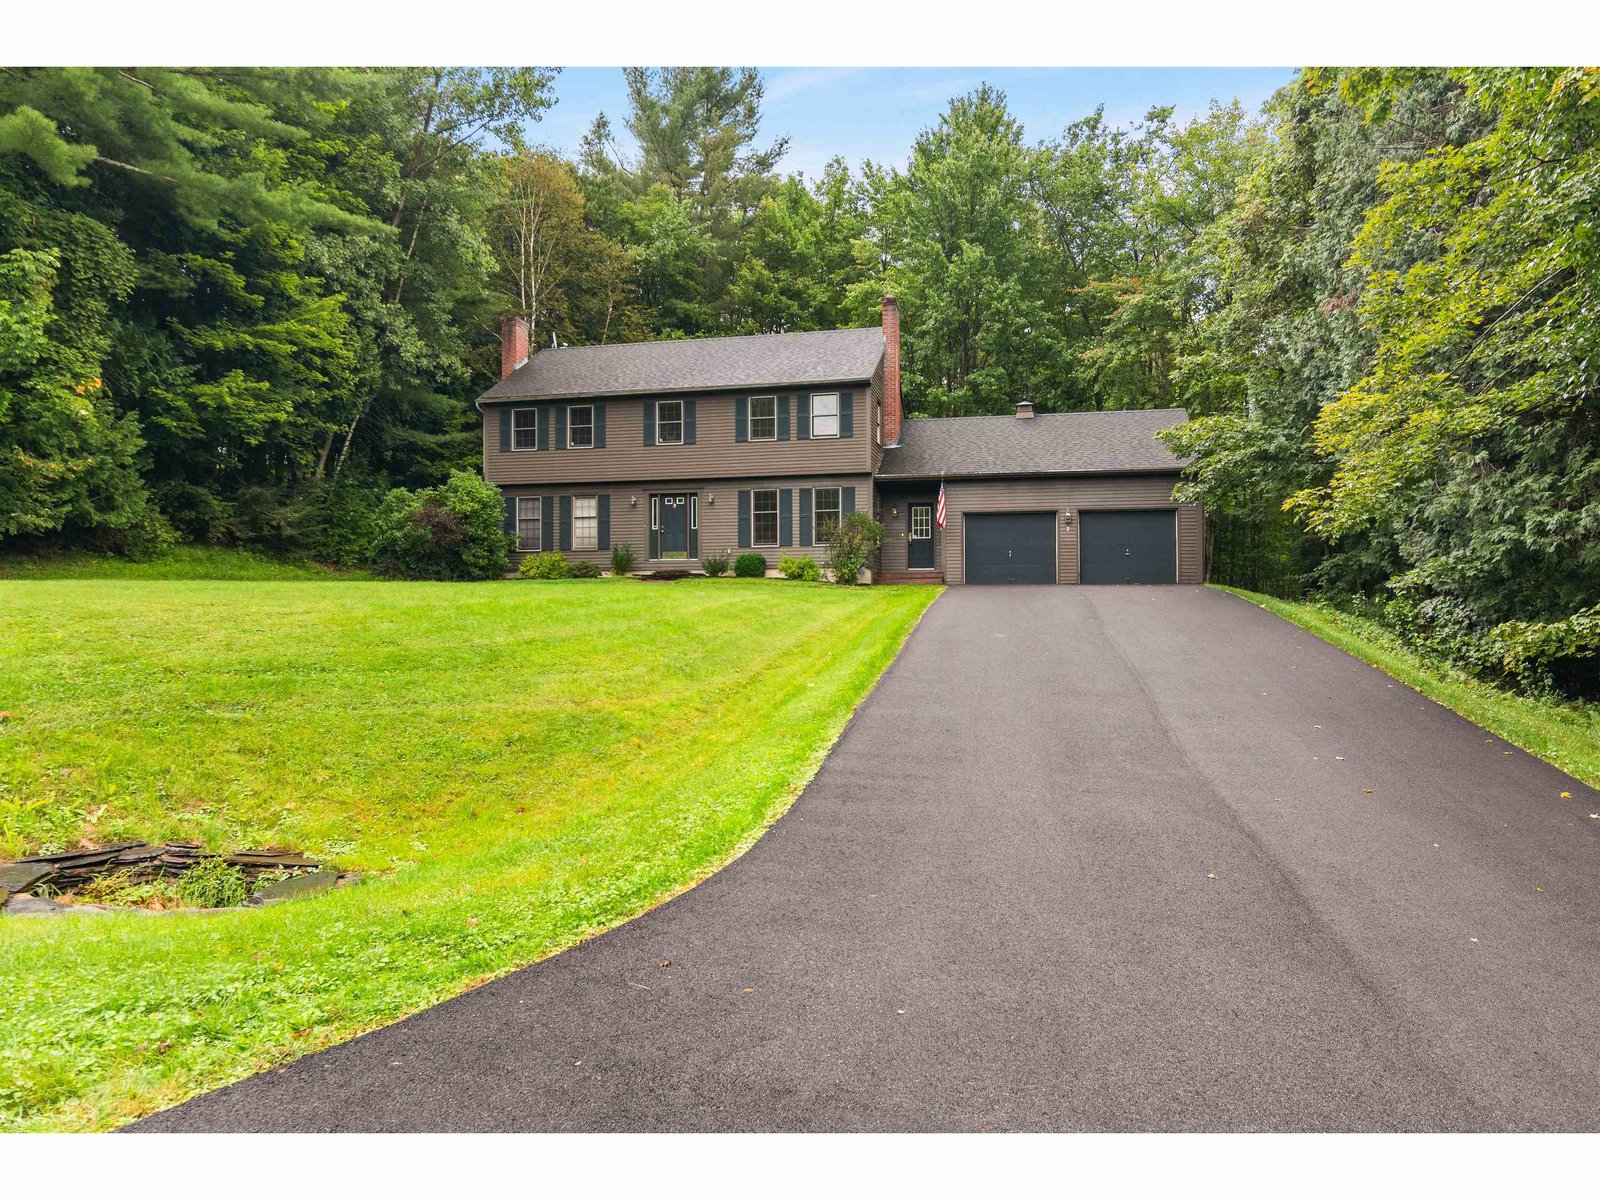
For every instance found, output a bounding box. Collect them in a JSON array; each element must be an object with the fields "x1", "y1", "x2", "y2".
[
  {"x1": 1079, "y1": 510, "x2": 1176, "y2": 584},
  {"x1": 964, "y1": 512, "x2": 1056, "y2": 584}
]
